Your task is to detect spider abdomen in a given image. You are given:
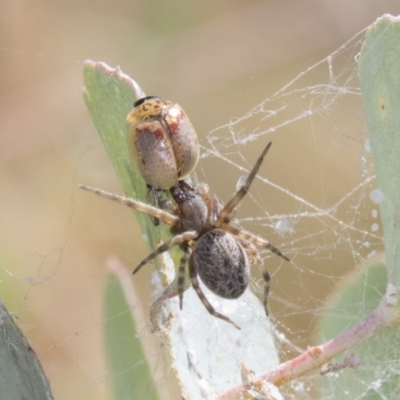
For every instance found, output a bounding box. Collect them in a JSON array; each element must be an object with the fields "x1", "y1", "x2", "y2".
[{"x1": 193, "y1": 229, "x2": 250, "y2": 299}]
